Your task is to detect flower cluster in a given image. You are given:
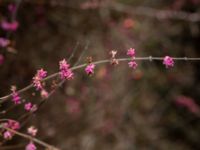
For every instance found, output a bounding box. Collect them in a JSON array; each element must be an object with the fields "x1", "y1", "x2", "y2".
[
  {"x1": 85, "y1": 63, "x2": 95, "y2": 75},
  {"x1": 33, "y1": 69, "x2": 47, "y2": 90},
  {"x1": 163, "y1": 56, "x2": 174, "y2": 68},
  {"x1": 24, "y1": 102, "x2": 37, "y2": 112},
  {"x1": 3, "y1": 120, "x2": 20, "y2": 140},
  {"x1": 59, "y1": 59, "x2": 74, "y2": 80},
  {"x1": 127, "y1": 48, "x2": 138, "y2": 70},
  {"x1": 11, "y1": 87, "x2": 21, "y2": 104}
]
